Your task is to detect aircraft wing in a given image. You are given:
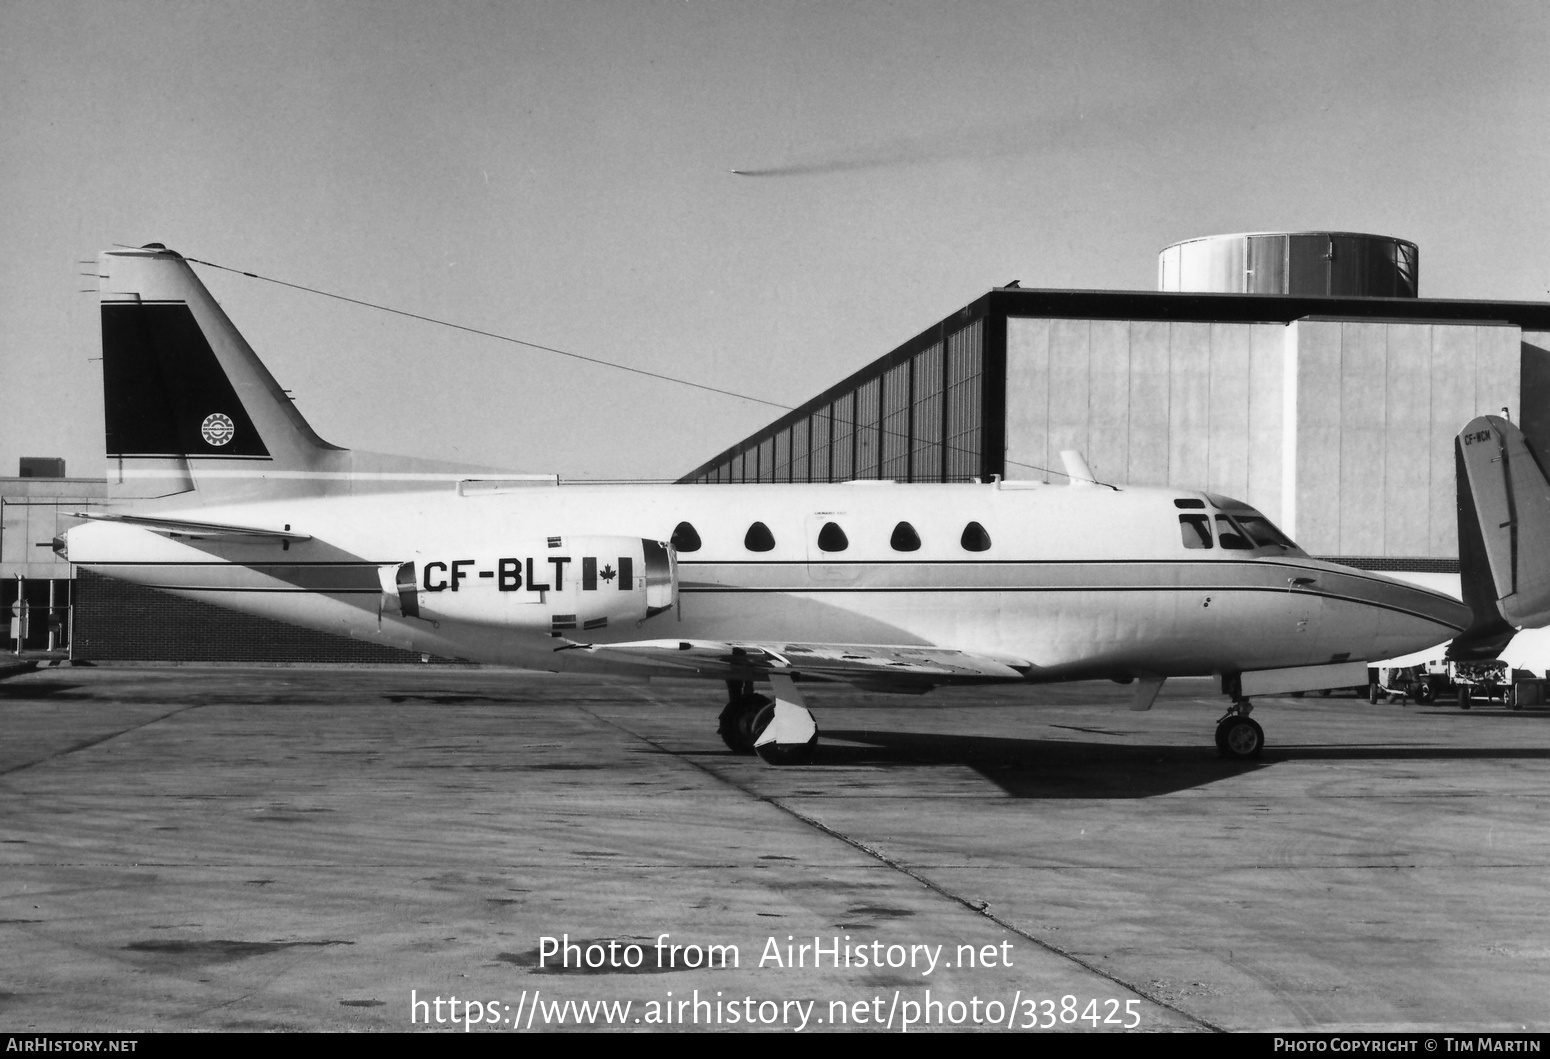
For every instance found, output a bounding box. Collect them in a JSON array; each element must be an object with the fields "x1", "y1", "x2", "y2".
[
  {"x1": 558, "y1": 638, "x2": 1033, "y2": 691},
  {"x1": 70, "y1": 512, "x2": 313, "y2": 543}
]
